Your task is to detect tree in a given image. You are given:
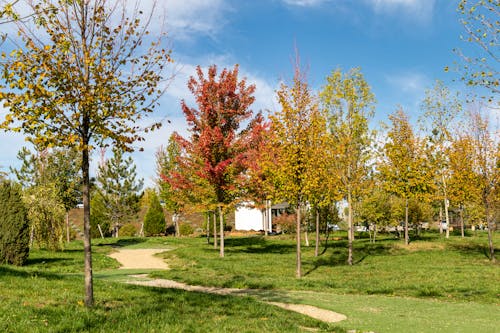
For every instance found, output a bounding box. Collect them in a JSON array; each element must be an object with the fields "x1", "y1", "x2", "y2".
[
  {"x1": 379, "y1": 108, "x2": 433, "y2": 245},
  {"x1": 320, "y1": 68, "x2": 375, "y2": 265},
  {"x1": 95, "y1": 147, "x2": 143, "y2": 237},
  {"x1": 23, "y1": 182, "x2": 66, "y2": 250},
  {"x1": 358, "y1": 186, "x2": 392, "y2": 242},
  {"x1": 0, "y1": 180, "x2": 30, "y2": 266},
  {"x1": 0, "y1": 0, "x2": 172, "y2": 306},
  {"x1": 453, "y1": 0, "x2": 499, "y2": 97},
  {"x1": 90, "y1": 191, "x2": 110, "y2": 238},
  {"x1": 157, "y1": 134, "x2": 184, "y2": 237},
  {"x1": 466, "y1": 104, "x2": 497, "y2": 261},
  {"x1": 173, "y1": 64, "x2": 263, "y2": 258},
  {"x1": 265, "y1": 57, "x2": 327, "y2": 277},
  {"x1": 143, "y1": 191, "x2": 165, "y2": 236},
  {"x1": 420, "y1": 80, "x2": 462, "y2": 238},
  {"x1": 12, "y1": 146, "x2": 82, "y2": 241}
]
